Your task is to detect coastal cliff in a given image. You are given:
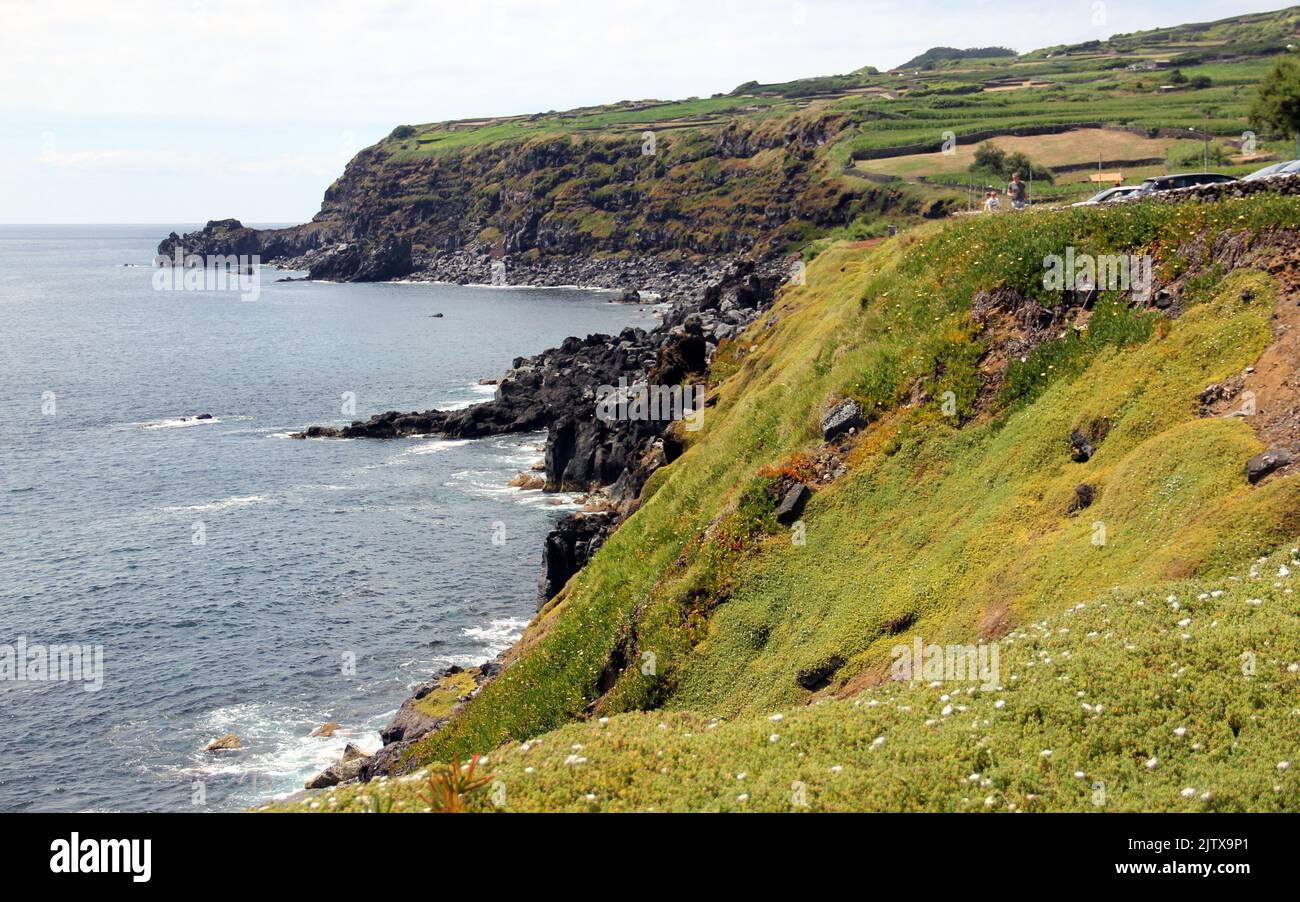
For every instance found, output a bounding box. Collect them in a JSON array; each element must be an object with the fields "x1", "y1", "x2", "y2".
[
  {"x1": 157, "y1": 109, "x2": 915, "y2": 286},
  {"x1": 182, "y1": 6, "x2": 1300, "y2": 807},
  {"x1": 283, "y1": 177, "x2": 1300, "y2": 808}
]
